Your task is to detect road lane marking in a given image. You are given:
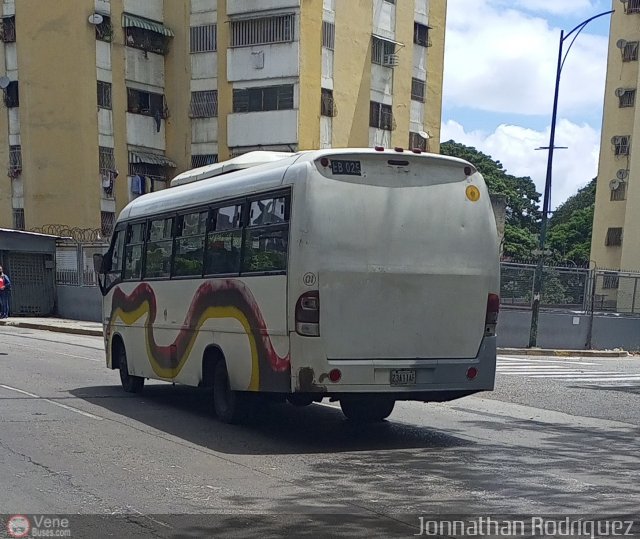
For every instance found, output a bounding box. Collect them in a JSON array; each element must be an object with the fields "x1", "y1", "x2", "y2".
[
  {"x1": 1, "y1": 341, "x2": 102, "y2": 362},
  {"x1": 499, "y1": 357, "x2": 599, "y2": 366},
  {"x1": 527, "y1": 375, "x2": 640, "y2": 381},
  {"x1": 0, "y1": 384, "x2": 103, "y2": 420}
]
